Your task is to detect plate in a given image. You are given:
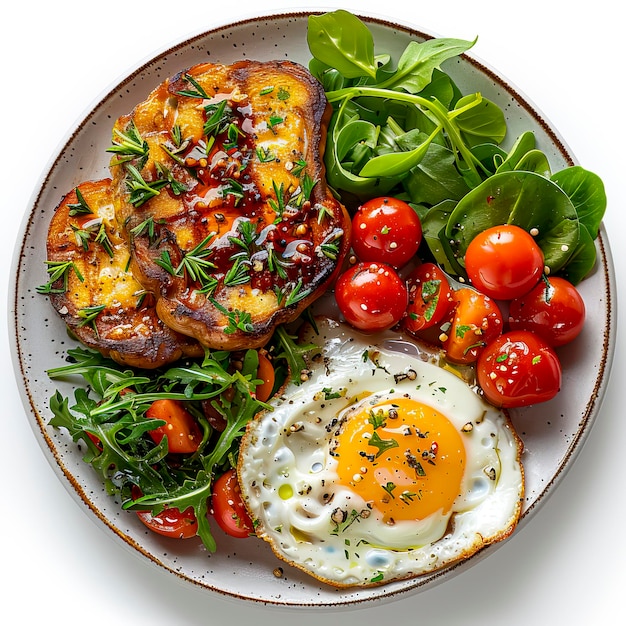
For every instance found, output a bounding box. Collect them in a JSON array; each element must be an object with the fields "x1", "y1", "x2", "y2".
[{"x1": 9, "y1": 10, "x2": 616, "y2": 607}]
